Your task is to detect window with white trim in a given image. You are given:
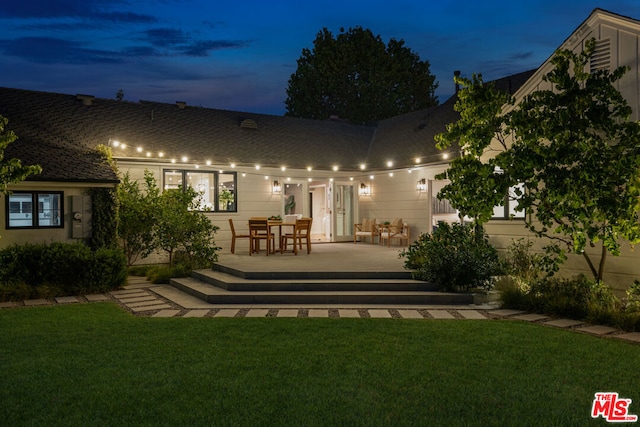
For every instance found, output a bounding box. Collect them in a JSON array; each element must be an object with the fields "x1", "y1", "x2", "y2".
[
  {"x1": 163, "y1": 169, "x2": 237, "y2": 212},
  {"x1": 492, "y1": 183, "x2": 525, "y2": 220},
  {"x1": 6, "y1": 192, "x2": 64, "y2": 228}
]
